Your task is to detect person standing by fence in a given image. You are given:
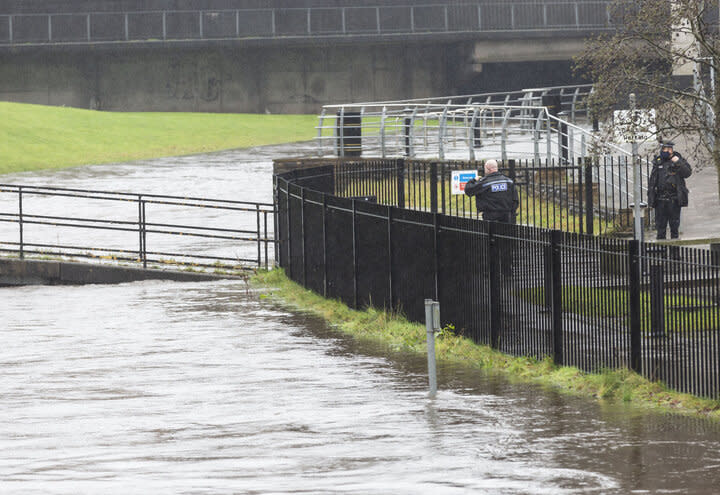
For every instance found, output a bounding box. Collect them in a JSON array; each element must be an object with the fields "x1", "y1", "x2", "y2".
[
  {"x1": 648, "y1": 141, "x2": 692, "y2": 240},
  {"x1": 463, "y1": 159, "x2": 519, "y2": 223},
  {"x1": 465, "y1": 159, "x2": 519, "y2": 276}
]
